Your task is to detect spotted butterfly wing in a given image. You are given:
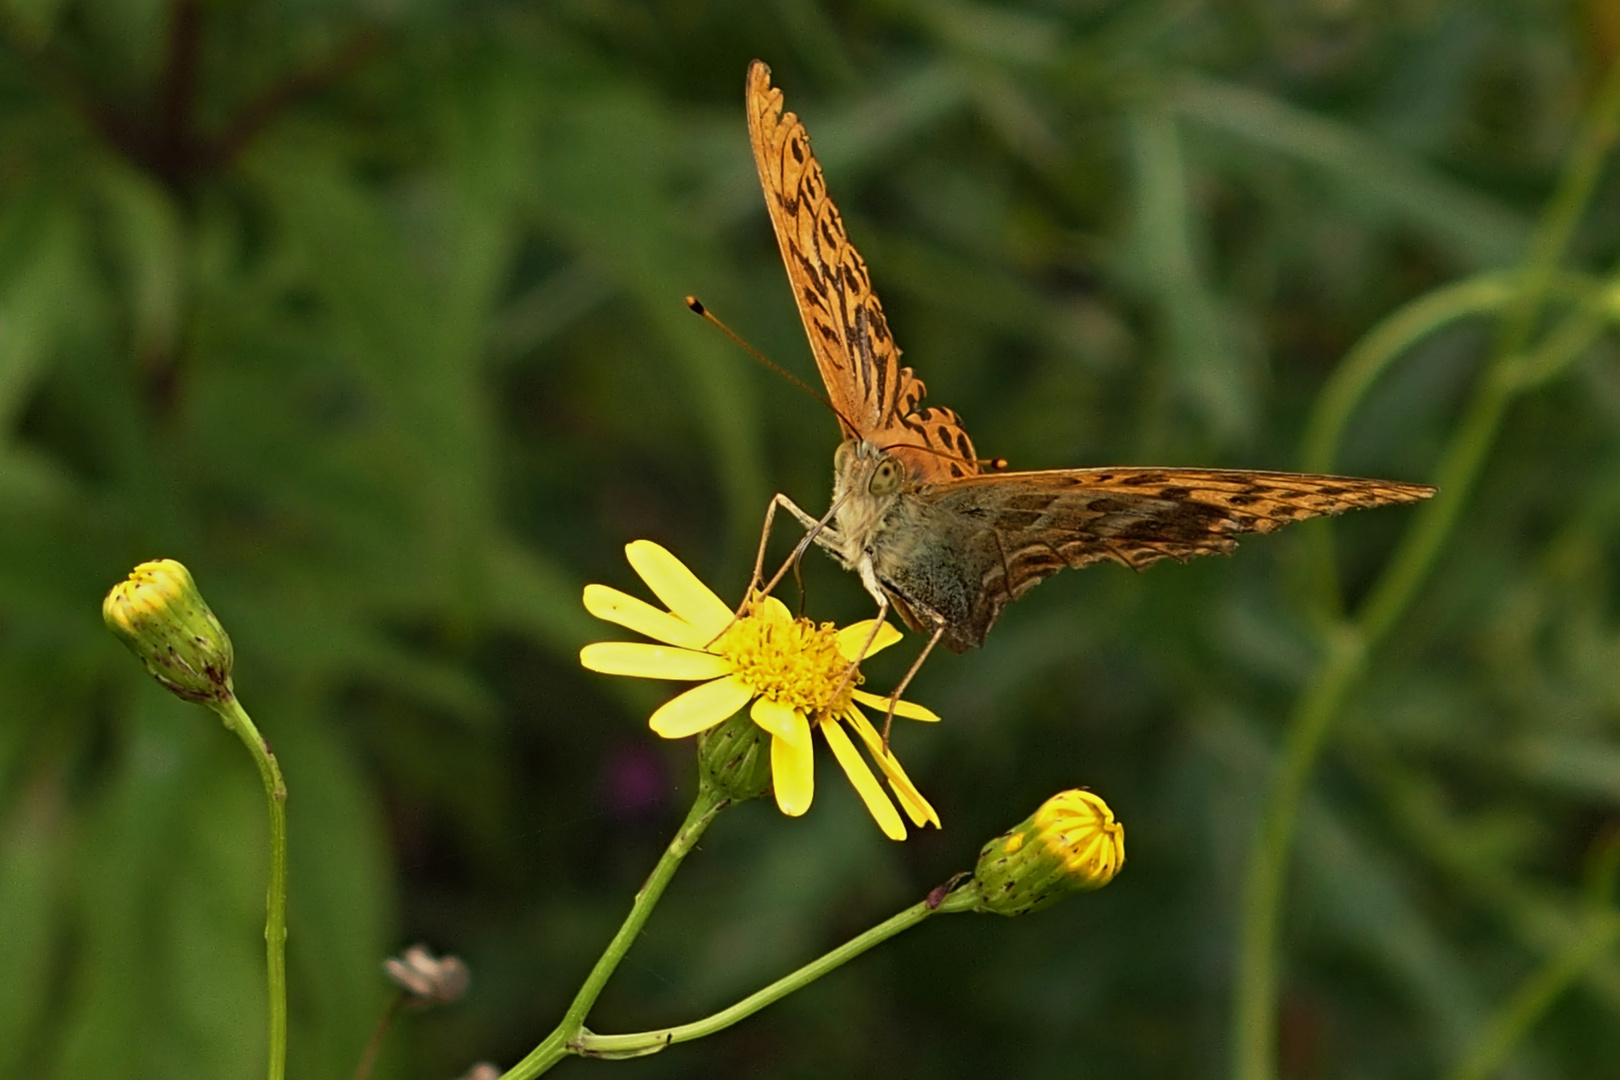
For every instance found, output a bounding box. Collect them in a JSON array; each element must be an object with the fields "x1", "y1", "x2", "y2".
[
  {"x1": 900, "y1": 467, "x2": 1435, "y2": 650},
  {"x1": 747, "y1": 59, "x2": 979, "y2": 483}
]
